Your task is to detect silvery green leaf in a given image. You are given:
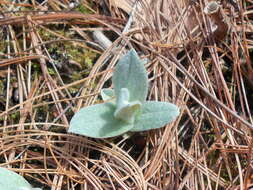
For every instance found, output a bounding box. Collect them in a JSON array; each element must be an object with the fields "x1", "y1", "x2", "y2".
[
  {"x1": 68, "y1": 103, "x2": 134, "y2": 138},
  {"x1": 112, "y1": 49, "x2": 148, "y2": 103},
  {"x1": 115, "y1": 88, "x2": 129, "y2": 110},
  {"x1": 131, "y1": 101, "x2": 179, "y2": 131},
  {"x1": 114, "y1": 101, "x2": 142, "y2": 124},
  {"x1": 114, "y1": 88, "x2": 141, "y2": 124},
  {"x1": 101, "y1": 88, "x2": 114, "y2": 102},
  {"x1": 0, "y1": 167, "x2": 32, "y2": 190}
]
